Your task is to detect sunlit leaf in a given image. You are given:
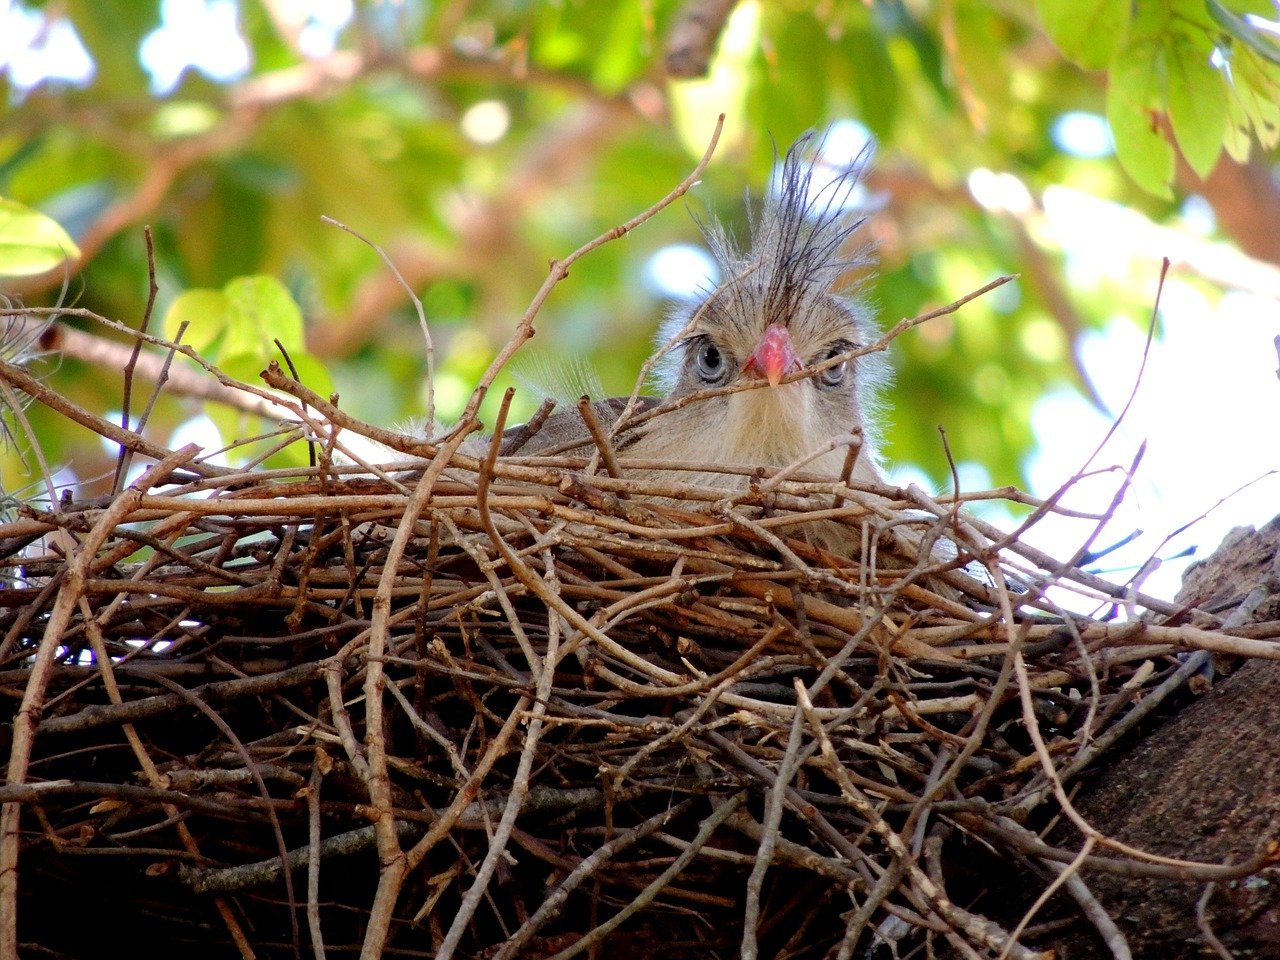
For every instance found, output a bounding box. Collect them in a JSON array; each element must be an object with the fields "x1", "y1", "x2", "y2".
[
  {"x1": 1166, "y1": 33, "x2": 1228, "y2": 177},
  {"x1": 162, "y1": 288, "x2": 229, "y2": 353},
  {"x1": 217, "y1": 353, "x2": 273, "y2": 395},
  {"x1": 592, "y1": 2, "x2": 648, "y2": 93},
  {"x1": 952, "y1": 4, "x2": 1014, "y2": 132},
  {"x1": 268, "y1": 352, "x2": 335, "y2": 404},
  {"x1": 150, "y1": 101, "x2": 222, "y2": 140},
  {"x1": 1106, "y1": 37, "x2": 1175, "y2": 197},
  {"x1": 0, "y1": 197, "x2": 81, "y2": 277},
  {"x1": 221, "y1": 275, "x2": 306, "y2": 358},
  {"x1": 1222, "y1": 93, "x2": 1255, "y2": 160},
  {"x1": 1232, "y1": 48, "x2": 1280, "y2": 147},
  {"x1": 1036, "y1": 0, "x2": 1130, "y2": 70},
  {"x1": 214, "y1": 351, "x2": 316, "y2": 469}
]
